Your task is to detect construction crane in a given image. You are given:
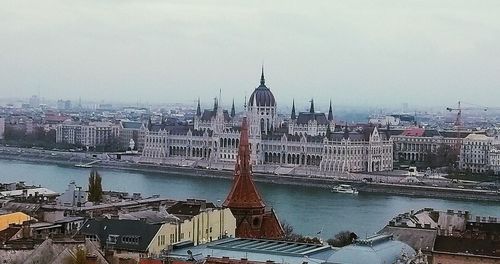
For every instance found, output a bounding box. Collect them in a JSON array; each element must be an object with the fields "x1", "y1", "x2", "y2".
[
  {"x1": 446, "y1": 101, "x2": 487, "y2": 127},
  {"x1": 445, "y1": 101, "x2": 488, "y2": 169}
]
